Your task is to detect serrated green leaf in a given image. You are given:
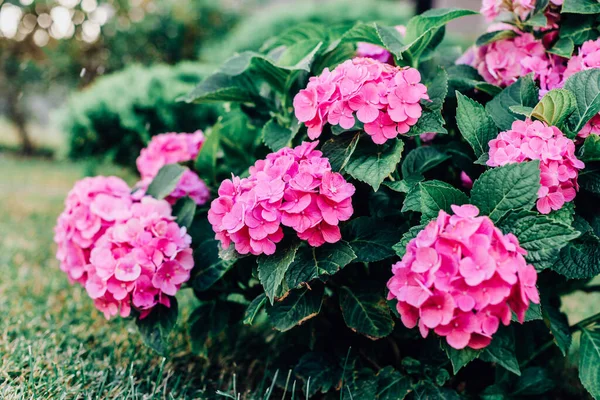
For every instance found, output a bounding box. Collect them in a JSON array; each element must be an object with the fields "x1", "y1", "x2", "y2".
[
  {"x1": 564, "y1": 69, "x2": 600, "y2": 133},
  {"x1": 383, "y1": 175, "x2": 423, "y2": 193},
  {"x1": 171, "y1": 197, "x2": 196, "y2": 230},
  {"x1": 580, "y1": 328, "x2": 600, "y2": 399},
  {"x1": 480, "y1": 326, "x2": 521, "y2": 376},
  {"x1": 285, "y1": 241, "x2": 356, "y2": 288},
  {"x1": 136, "y1": 300, "x2": 178, "y2": 355},
  {"x1": 243, "y1": 293, "x2": 267, "y2": 325},
  {"x1": 345, "y1": 136, "x2": 404, "y2": 191},
  {"x1": 456, "y1": 92, "x2": 498, "y2": 157},
  {"x1": 277, "y1": 40, "x2": 323, "y2": 71},
  {"x1": 402, "y1": 184, "x2": 422, "y2": 213},
  {"x1": 581, "y1": 134, "x2": 600, "y2": 162},
  {"x1": 192, "y1": 239, "x2": 235, "y2": 292},
  {"x1": 552, "y1": 233, "x2": 600, "y2": 279},
  {"x1": 542, "y1": 302, "x2": 572, "y2": 356},
  {"x1": 195, "y1": 128, "x2": 220, "y2": 184},
  {"x1": 548, "y1": 37, "x2": 575, "y2": 58},
  {"x1": 419, "y1": 180, "x2": 468, "y2": 222},
  {"x1": 560, "y1": 14, "x2": 599, "y2": 45},
  {"x1": 321, "y1": 132, "x2": 361, "y2": 172},
  {"x1": 267, "y1": 285, "x2": 324, "y2": 332},
  {"x1": 339, "y1": 285, "x2": 394, "y2": 339},
  {"x1": 444, "y1": 343, "x2": 481, "y2": 374},
  {"x1": 145, "y1": 164, "x2": 186, "y2": 200},
  {"x1": 401, "y1": 147, "x2": 451, "y2": 178},
  {"x1": 376, "y1": 366, "x2": 411, "y2": 400},
  {"x1": 476, "y1": 30, "x2": 517, "y2": 46},
  {"x1": 486, "y1": 75, "x2": 539, "y2": 131},
  {"x1": 509, "y1": 105, "x2": 534, "y2": 118},
  {"x1": 471, "y1": 161, "x2": 541, "y2": 221},
  {"x1": 393, "y1": 224, "x2": 426, "y2": 257},
  {"x1": 412, "y1": 382, "x2": 461, "y2": 400},
  {"x1": 295, "y1": 352, "x2": 340, "y2": 397},
  {"x1": 511, "y1": 367, "x2": 555, "y2": 396},
  {"x1": 189, "y1": 301, "x2": 229, "y2": 356},
  {"x1": 532, "y1": 89, "x2": 577, "y2": 128},
  {"x1": 261, "y1": 118, "x2": 297, "y2": 151},
  {"x1": 375, "y1": 24, "x2": 405, "y2": 59},
  {"x1": 405, "y1": 106, "x2": 447, "y2": 136},
  {"x1": 524, "y1": 12, "x2": 548, "y2": 27},
  {"x1": 424, "y1": 67, "x2": 449, "y2": 112},
  {"x1": 562, "y1": 0, "x2": 600, "y2": 13},
  {"x1": 342, "y1": 217, "x2": 401, "y2": 262},
  {"x1": 182, "y1": 72, "x2": 254, "y2": 104},
  {"x1": 258, "y1": 241, "x2": 301, "y2": 304}
]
